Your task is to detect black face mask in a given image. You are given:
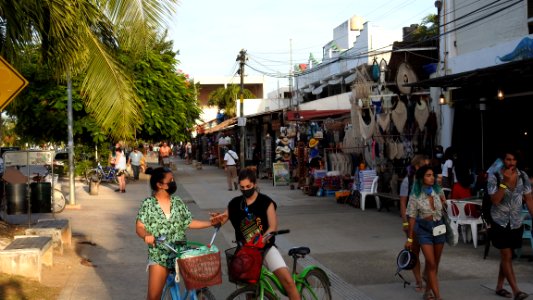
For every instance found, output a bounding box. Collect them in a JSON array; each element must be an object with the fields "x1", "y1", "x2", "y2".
[
  {"x1": 166, "y1": 181, "x2": 177, "y2": 195},
  {"x1": 241, "y1": 187, "x2": 255, "y2": 198}
]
